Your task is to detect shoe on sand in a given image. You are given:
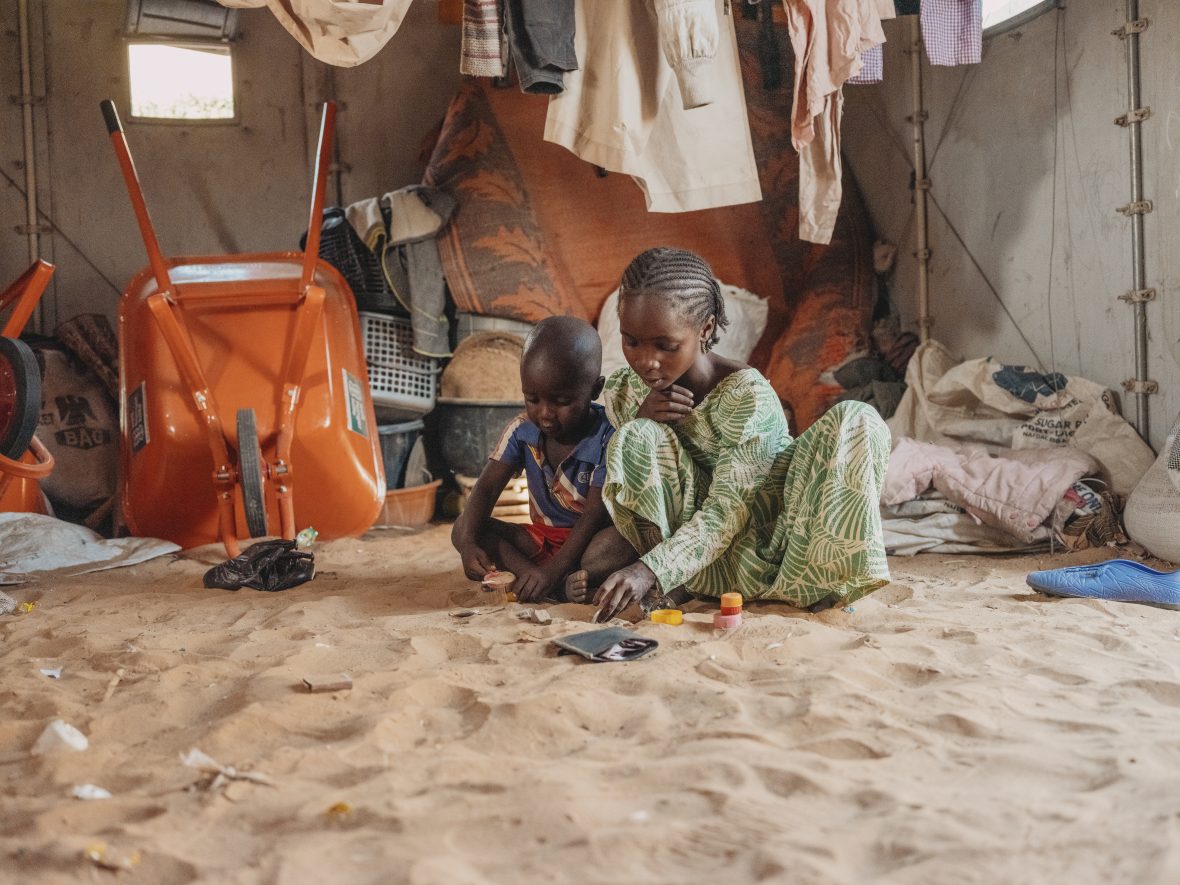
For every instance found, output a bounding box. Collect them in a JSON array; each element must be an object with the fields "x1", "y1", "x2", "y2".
[{"x1": 1027, "y1": 559, "x2": 1180, "y2": 609}]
